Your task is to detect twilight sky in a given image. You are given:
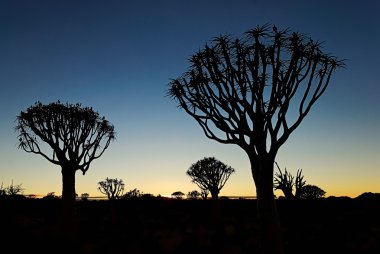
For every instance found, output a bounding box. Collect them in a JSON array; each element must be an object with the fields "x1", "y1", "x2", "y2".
[{"x1": 0, "y1": 0, "x2": 379, "y2": 198}]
